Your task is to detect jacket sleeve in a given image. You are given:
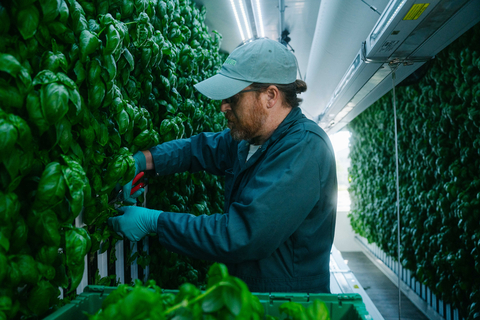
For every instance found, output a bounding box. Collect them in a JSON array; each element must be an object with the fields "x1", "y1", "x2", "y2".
[
  {"x1": 156, "y1": 128, "x2": 336, "y2": 264},
  {"x1": 149, "y1": 129, "x2": 236, "y2": 176}
]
